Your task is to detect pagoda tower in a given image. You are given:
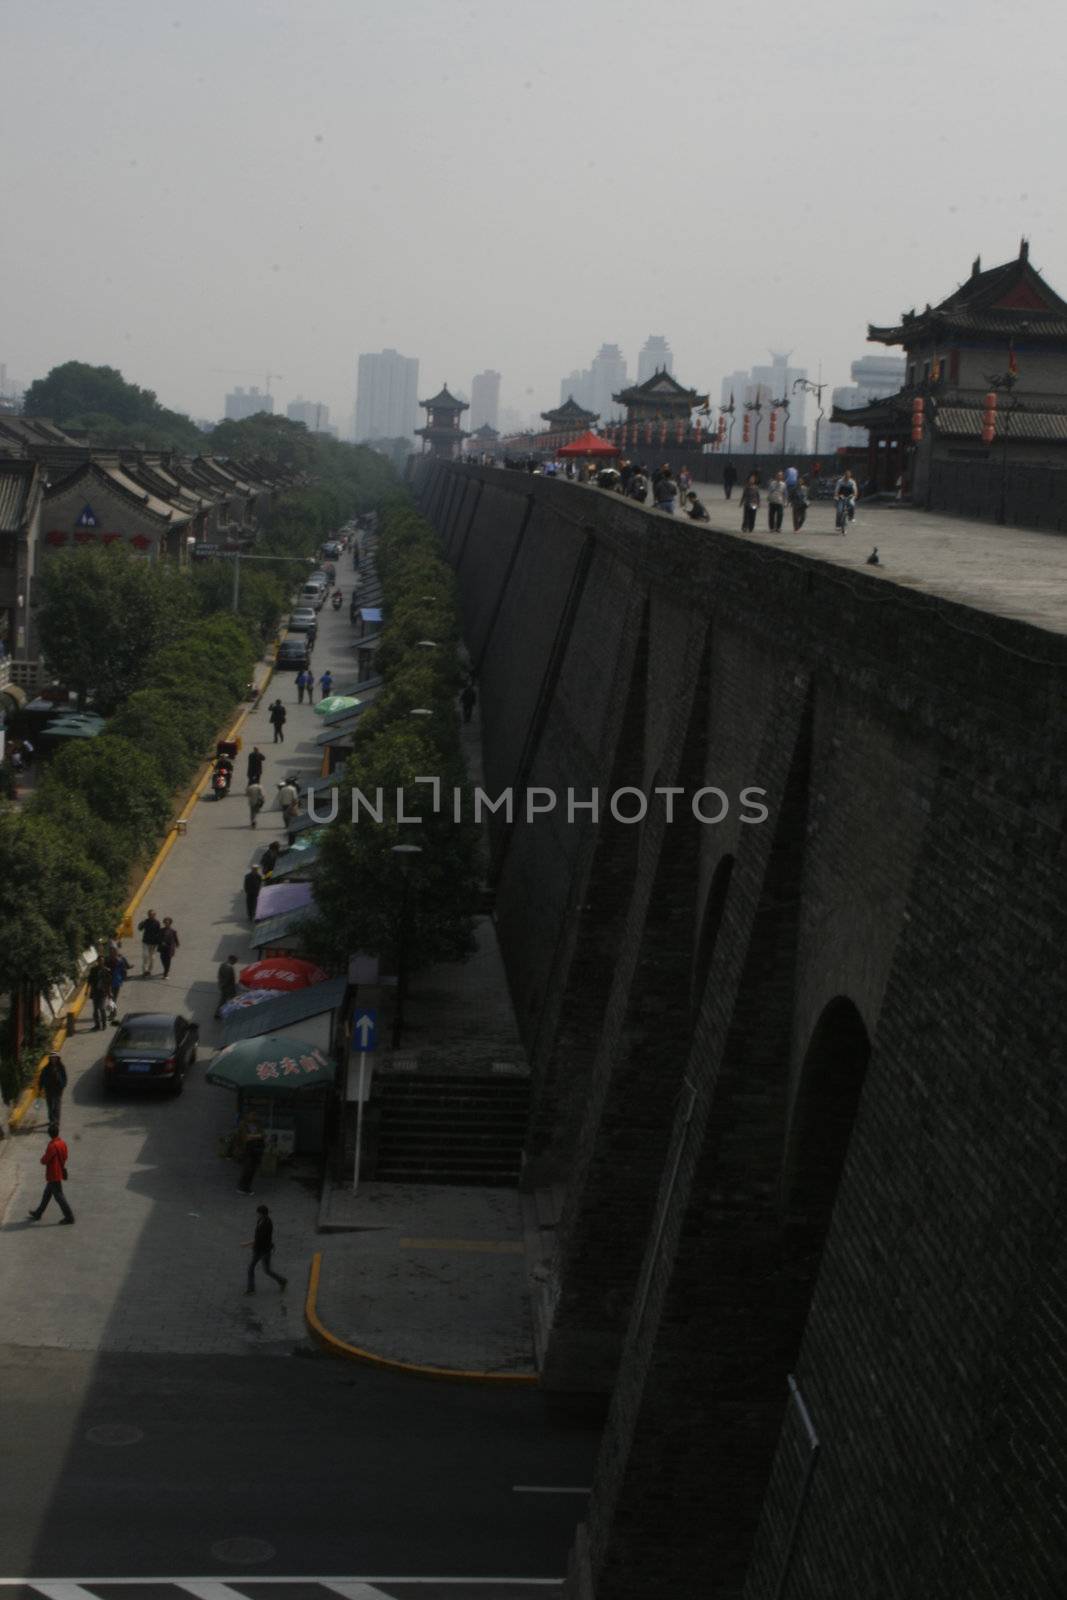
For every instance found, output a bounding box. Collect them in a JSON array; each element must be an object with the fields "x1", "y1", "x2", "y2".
[{"x1": 415, "y1": 384, "x2": 469, "y2": 459}]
